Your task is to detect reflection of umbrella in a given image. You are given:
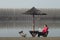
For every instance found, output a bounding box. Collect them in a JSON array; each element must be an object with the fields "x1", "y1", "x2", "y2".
[{"x1": 23, "y1": 7, "x2": 47, "y2": 31}]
